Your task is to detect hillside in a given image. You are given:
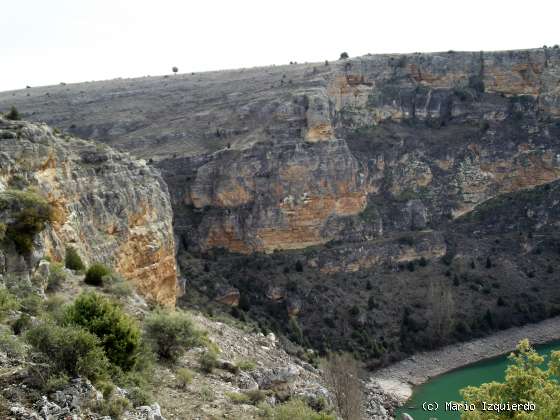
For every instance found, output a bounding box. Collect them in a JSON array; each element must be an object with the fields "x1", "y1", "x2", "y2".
[
  {"x1": 0, "y1": 116, "x2": 348, "y2": 419},
  {"x1": 3, "y1": 47, "x2": 560, "y2": 369}
]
